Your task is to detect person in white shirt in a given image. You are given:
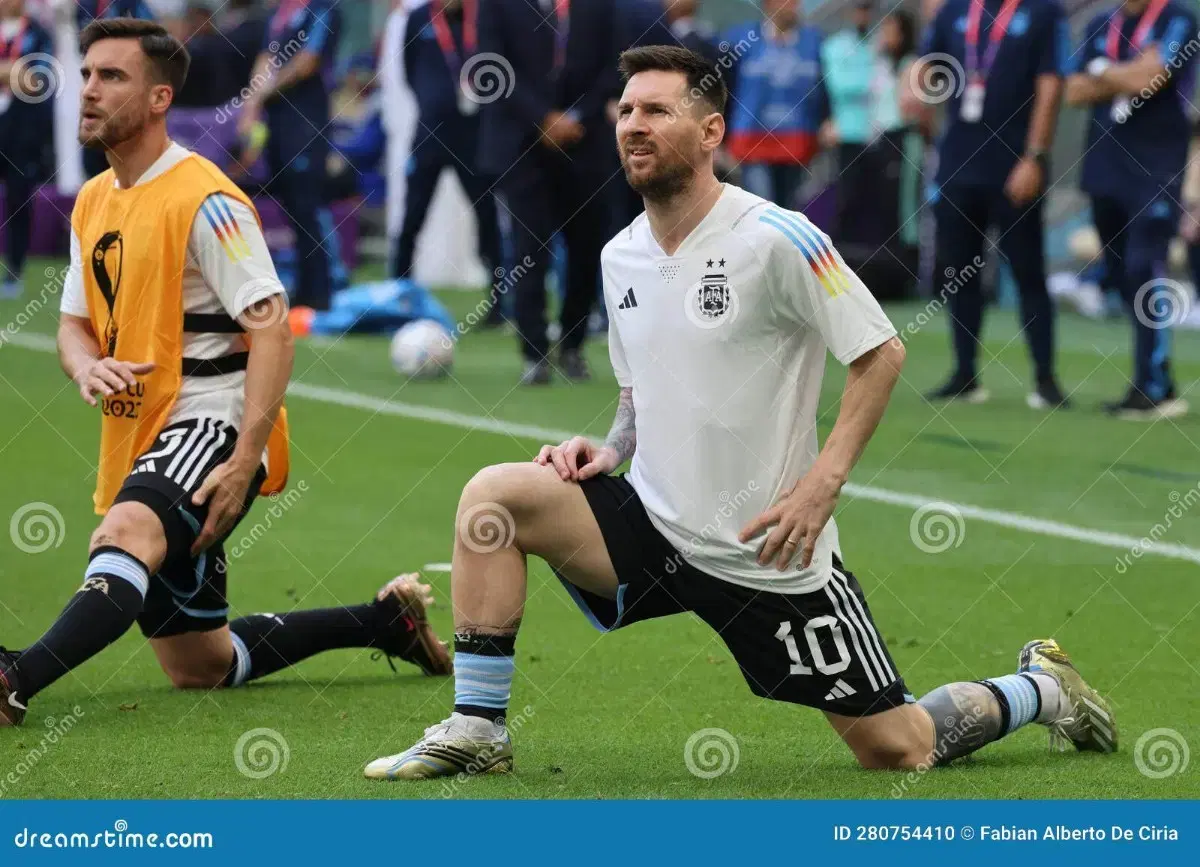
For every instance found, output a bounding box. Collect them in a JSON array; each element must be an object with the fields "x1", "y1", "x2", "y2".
[{"x1": 365, "y1": 45, "x2": 1117, "y2": 781}]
